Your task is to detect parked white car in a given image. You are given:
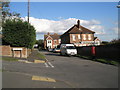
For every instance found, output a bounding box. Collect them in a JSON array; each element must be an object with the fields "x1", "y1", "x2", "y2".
[{"x1": 60, "y1": 44, "x2": 77, "y2": 56}]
